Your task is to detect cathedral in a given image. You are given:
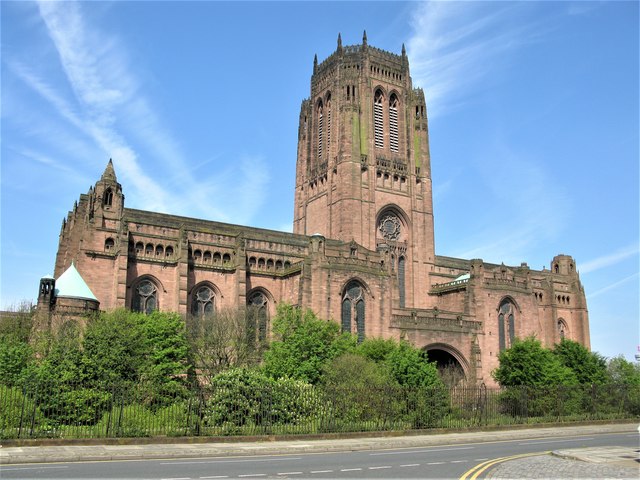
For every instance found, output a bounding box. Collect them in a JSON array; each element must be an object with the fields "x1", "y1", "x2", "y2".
[{"x1": 42, "y1": 34, "x2": 590, "y2": 386}]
